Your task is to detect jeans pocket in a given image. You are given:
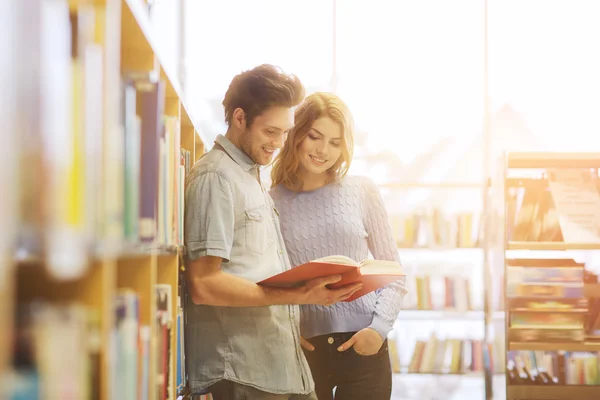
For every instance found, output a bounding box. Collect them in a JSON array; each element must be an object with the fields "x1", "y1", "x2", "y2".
[{"x1": 352, "y1": 339, "x2": 388, "y2": 358}]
